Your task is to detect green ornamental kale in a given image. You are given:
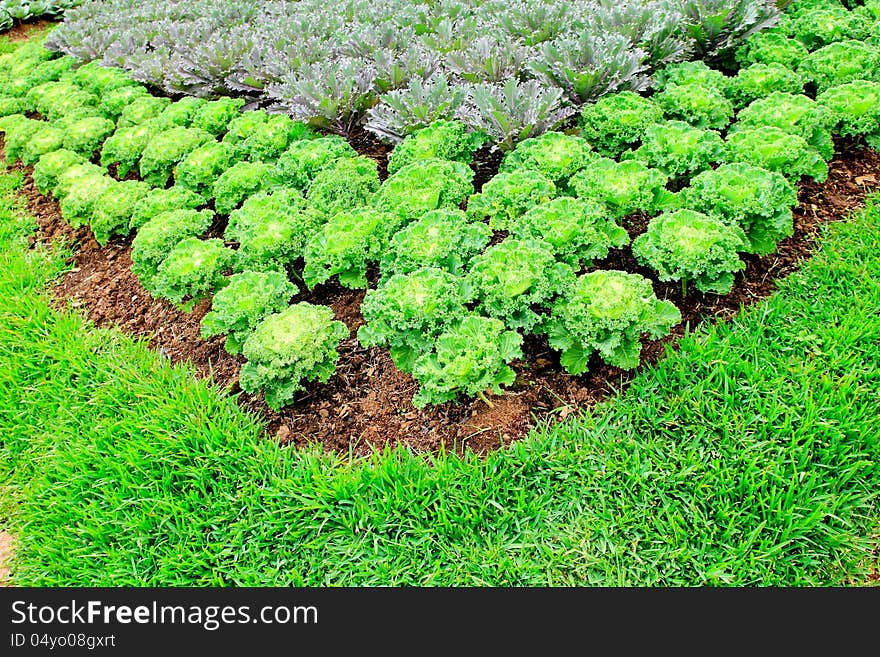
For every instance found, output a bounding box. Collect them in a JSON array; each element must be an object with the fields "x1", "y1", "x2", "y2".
[
  {"x1": 735, "y1": 32, "x2": 809, "y2": 69},
  {"x1": 386, "y1": 119, "x2": 486, "y2": 175},
  {"x1": 569, "y1": 157, "x2": 670, "y2": 218},
  {"x1": 100, "y1": 122, "x2": 160, "y2": 178},
  {"x1": 201, "y1": 270, "x2": 299, "y2": 355},
  {"x1": 464, "y1": 238, "x2": 575, "y2": 332},
  {"x1": 153, "y1": 97, "x2": 207, "y2": 129},
  {"x1": 129, "y1": 186, "x2": 205, "y2": 231},
  {"x1": 817, "y1": 79, "x2": 880, "y2": 140},
  {"x1": 734, "y1": 92, "x2": 836, "y2": 161},
  {"x1": 727, "y1": 63, "x2": 805, "y2": 110},
  {"x1": 626, "y1": 120, "x2": 727, "y2": 179},
  {"x1": 380, "y1": 209, "x2": 492, "y2": 277},
  {"x1": 221, "y1": 109, "x2": 268, "y2": 150},
  {"x1": 32, "y1": 148, "x2": 85, "y2": 196},
  {"x1": 682, "y1": 163, "x2": 799, "y2": 255},
  {"x1": 0, "y1": 114, "x2": 38, "y2": 163},
  {"x1": 545, "y1": 270, "x2": 681, "y2": 374},
  {"x1": 151, "y1": 237, "x2": 235, "y2": 310},
  {"x1": 654, "y1": 83, "x2": 735, "y2": 131},
  {"x1": 139, "y1": 126, "x2": 214, "y2": 188},
  {"x1": 653, "y1": 61, "x2": 730, "y2": 93},
  {"x1": 511, "y1": 197, "x2": 629, "y2": 268},
  {"x1": 498, "y1": 131, "x2": 594, "y2": 189},
  {"x1": 359, "y1": 267, "x2": 472, "y2": 372},
  {"x1": 59, "y1": 173, "x2": 116, "y2": 229},
  {"x1": 53, "y1": 162, "x2": 106, "y2": 200},
  {"x1": 90, "y1": 179, "x2": 152, "y2": 246},
  {"x1": 578, "y1": 91, "x2": 665, "y2": 158},
  {"x1": 98, "y1": 85, "x2": 150, "y2": 122},
  {"x1": 69, "y1": 61, "x2": 138, "y2": 96},
  {"x1": 466, "y1": 169, "x2": 556, "y2": 230},
  {"x1": 239, "y1": 303, "x2": 349, "y2": 411},
  {"x1": 174, "y1": 141, "x2": 238, "y2": 197},
  {"x1": 0, "y1": 96, "x2": 26, "y2": 117},
  {"x1": 192, "y1": 97, "x2": 246, "y2": 136},
  {"x1": 632, "y1": 209, "x2": 748, "y2": 295},
  {"x1": 797, "y1": 41, "x2": 880, "y2": 93},
  {"x1": 789, "y1": 6, "x2": 869, "y2": 50},
  {"x1": 724, "y1": 125, "x2": 828, "y2": 182},
  {"x1": 303, "y1": 207, "x2": 401, "y2": 289},
  {"x1": 213, "y1": 161, "x2": 279, "y2": 215},
  {"x1": 411, "y1": 315, "x2": 523, "y2": 408},
  {"x1": 226, "y1": 189, "x2": 321, "y2": 273},
  {"x1": 373, "y1": 158, "x2": 475, "y2": 222},
  {"x1": 235, "y1": 114, "x2": 315, "y2": 162},
  {"x1": 60, "y1": 115, "x2": 116, "y2": 158},
  {"x1": 117, "y1": 95, "x2": 171, "y2": 128},
  {"x1": 130, "y1": 209, "x2": 215, "y2": 290},
  {"x1": 21, "y1": 123, "x2": 65, "y2": 166},
  {"x1": 274, "y1": 136, "x2": 358, "y2": 190},
  {"x1": 306, "y1": 157, "x2": 380, "y2": 218},
  {"x1": 26, "y1": 82, "x2": 98, "y2": 122}
]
